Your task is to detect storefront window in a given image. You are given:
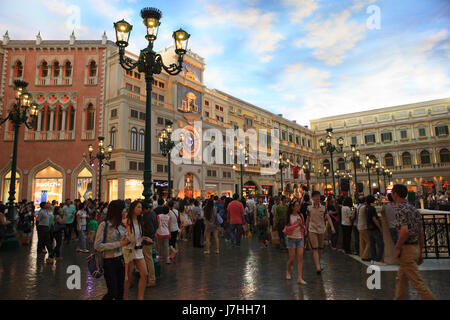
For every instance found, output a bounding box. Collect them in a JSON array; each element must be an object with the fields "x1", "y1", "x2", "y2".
[
  {"x1": 77, "y1": 168, "x2": 93, "y2": 202},
  {"x1": 33, "y1": 166, "x2": 63, "y2": 205},
  {"x1": 108, "y1": 179, "x2": 118, "y2": 201},
  {"x1": 125, "y1": 179, "x2": 143, "y2": 200},
  {"x1": 3, "y1": 171, "x2": 20, "y2": 203}
]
